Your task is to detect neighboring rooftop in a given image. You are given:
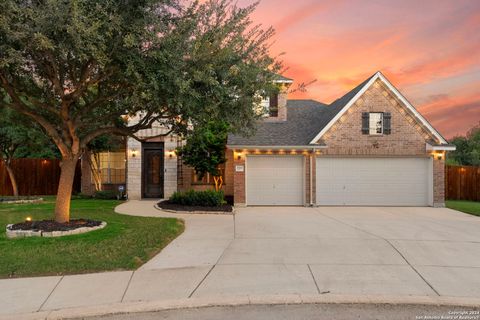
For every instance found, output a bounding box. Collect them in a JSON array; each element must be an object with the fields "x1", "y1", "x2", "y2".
[{"x1": 273, "y1": 74, "x2": 294, "y2": 83}]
